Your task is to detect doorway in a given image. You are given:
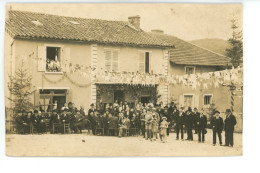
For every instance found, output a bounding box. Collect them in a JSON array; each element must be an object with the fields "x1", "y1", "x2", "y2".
[
  {"x1": 141, "y1": 96, "x2": 150, "y2": 105},
  {"x1": 114, "y1": 90, "x2": 124, "y2": 103}
]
